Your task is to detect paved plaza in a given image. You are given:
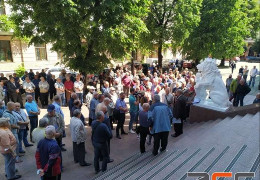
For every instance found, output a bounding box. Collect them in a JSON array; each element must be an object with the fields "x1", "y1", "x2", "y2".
[{"x1": 0, "y1": 61, "x2": 259, "y2": 180}]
